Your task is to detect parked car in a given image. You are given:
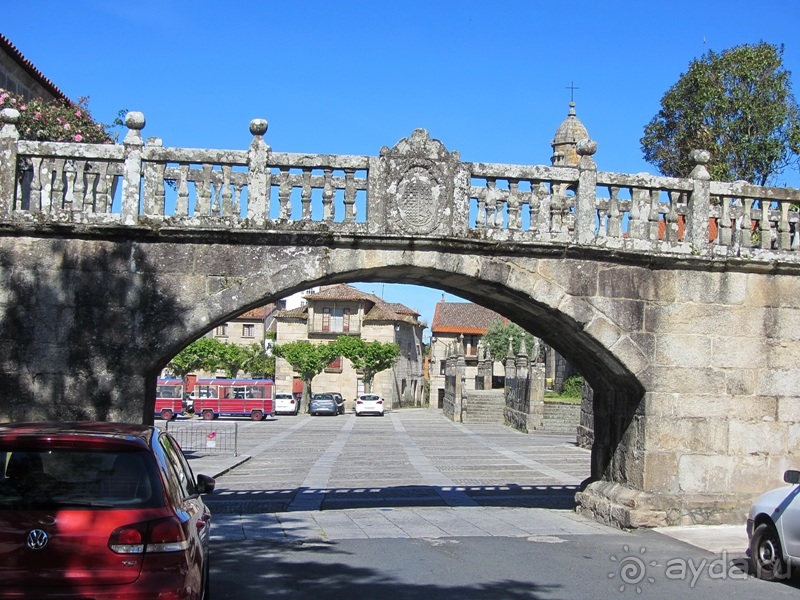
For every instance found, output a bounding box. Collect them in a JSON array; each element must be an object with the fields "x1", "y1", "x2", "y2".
[
  {"x1": 310, "y1": 393, "x2": 338, "y2": 416},
  {"x1": 355, "y1": 393, "x2": 385, "y2": 416},
  {"x1": 0, "y1": 421, "x2": 215, "y2": 599},
  {"x1": 324, "y1": 392, "x2": 346, "y2": 414},
  {"x1": 747, "y1": 468, "x2": 800, "y2": 581},
  {"x1": 275, "y1": 392, "x2": 300, "y2": 415}
]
